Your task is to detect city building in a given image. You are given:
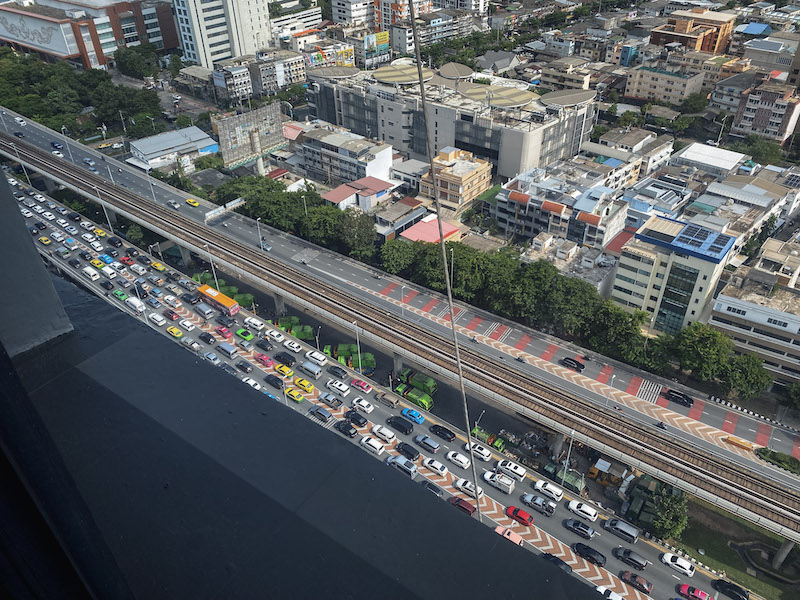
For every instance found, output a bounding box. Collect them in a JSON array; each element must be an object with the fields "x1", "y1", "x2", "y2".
[
  {"x1": 664, "y1": 49, "x2": 752, "y2": 91},
  {"x1": 374, "y1": 0, "x2": 432, "y2": 33},
  {"x1": 252, "y1": 49, "x2": 306, "y2": 93},
  {"x1": 730, "y1": 80, "x2": 800, "y2": 145},
  {"x1": 624, "y1": 63, "x2": 704, "y2": 104},
  {"x1": 373, "y1": 195, "x2": 428, "y2": 243},
  {"x1": 270, "y1": 7, "x2": 323, "y2": 45},
  {"x1": 390, "y1": 158, "x2": 430, "y2": 194},
  {"x1": 620, "y1": 174, "x2": 693, "y2": 228},
  {"x1": 709, "y1": 70, "x2": 762, "y2": 114},
  {"x1": 521, "y1": 240, "x2": 618, "y2": 296},
  {"x1": 539, "y1": 57, "x2": 591, "y2": 90},
  {"x1": 475, "y1": 51, "x2": 520, "y2": 75},
  {"x1": 650, "y1": 8, "x2": 736, "y2": 54},
  {"x1": 389, "y1": 9, "x2": 473, "y2": 55},
  {"x1": 399, "y1": 214, "x2": 462, "y2": 243},
  {"x1": 663, "y1": 0, "x2": 724, "y2": 14},
  {"x1": 418, "y1": 147, "x2": 492, "y2": 217},
  {"x1": 174, "y1": 0, "x2": 271, "y2": 69},
  {"x1": 0, "y1": 0, "x2": 178, "y2": 69},
  {"x1": 743, "y1": 37, "x2": 796, "y2": 70},
  {"x1": 611, "y1": 215, "x2": 735, "y2": 335},
  {"x1": 432, "y1": 0, "x2": 486, "y2": 15},
  {"x1": 307, "y1": 67, "x2": 597, "y2": 179},
  {"x1": 597, "y1": 128, "x2": 674, "y2": 175},
  {"x1": 670, "y1": 142, "x2": 750, "y2": 177},
  {"x1": 709, "y1": 243, "x2": 800, "y2": 386},
  {"x1": 299, "y1": 123, "x2": 393, "y2": 185},
  {"x1": 322, "y1": 176, "x2": 396, "y2": 210},
  {"x1": 128, "y1": 126, "x2": 219, "y2": 171},
  {"x1": 212, "y1": 64, "x2": 253, "y2": 104},
  {"x1": 332, "y1": 0, "x2": 373, "y2": 25},
  {"x1": 541, "y1": 30, "x2": 577, "y2": 57},
  {"x1": 302, "y1": 40, "x2": 355, "y2": 68},
  {"x1": 347, "y1": 31, "x2": 391, "y2": 69}
]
